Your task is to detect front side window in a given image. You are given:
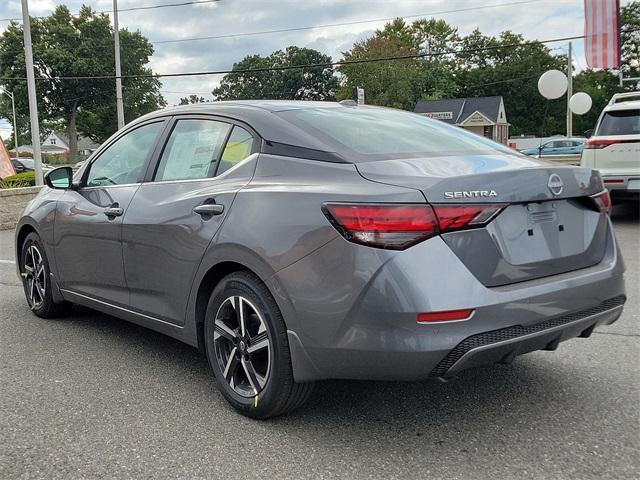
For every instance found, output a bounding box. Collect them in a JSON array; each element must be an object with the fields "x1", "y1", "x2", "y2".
[
  {"x1": 217, "y1": 126, "x2": 255, "y2": 176},
  {"x1": 597, "y1": 109, "x2": 640, "y2": 136},
  {"x1": 155, "y1": 119, "x2": 230, "y2": 182},
  {"x1": 85, "y1": 122, "x2": 163, "y2": 187}
]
